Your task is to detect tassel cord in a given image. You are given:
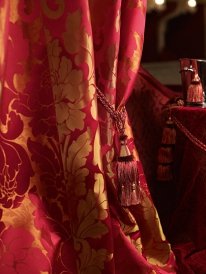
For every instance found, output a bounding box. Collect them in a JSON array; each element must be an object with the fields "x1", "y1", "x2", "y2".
[
  {"x1": 172, "y1": 115, "x2": 206, "y2": 153},
  {"x1": 95, "y1": 85, "x2": 126, "y2": 135}
]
